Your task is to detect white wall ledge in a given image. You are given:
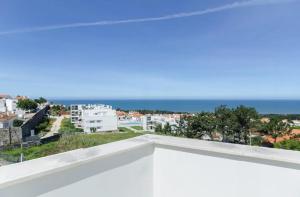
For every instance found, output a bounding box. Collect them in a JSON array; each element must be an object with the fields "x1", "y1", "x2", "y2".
[
  {"x1": 0, "y1": 136, "x2": 153, "y2": 189},
  {"x1": 146, "y1": 135, "x2": 300, "y2": 168},
  {"x1": 1, "y1": 134, "x2": 300, "y2": 191}
]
